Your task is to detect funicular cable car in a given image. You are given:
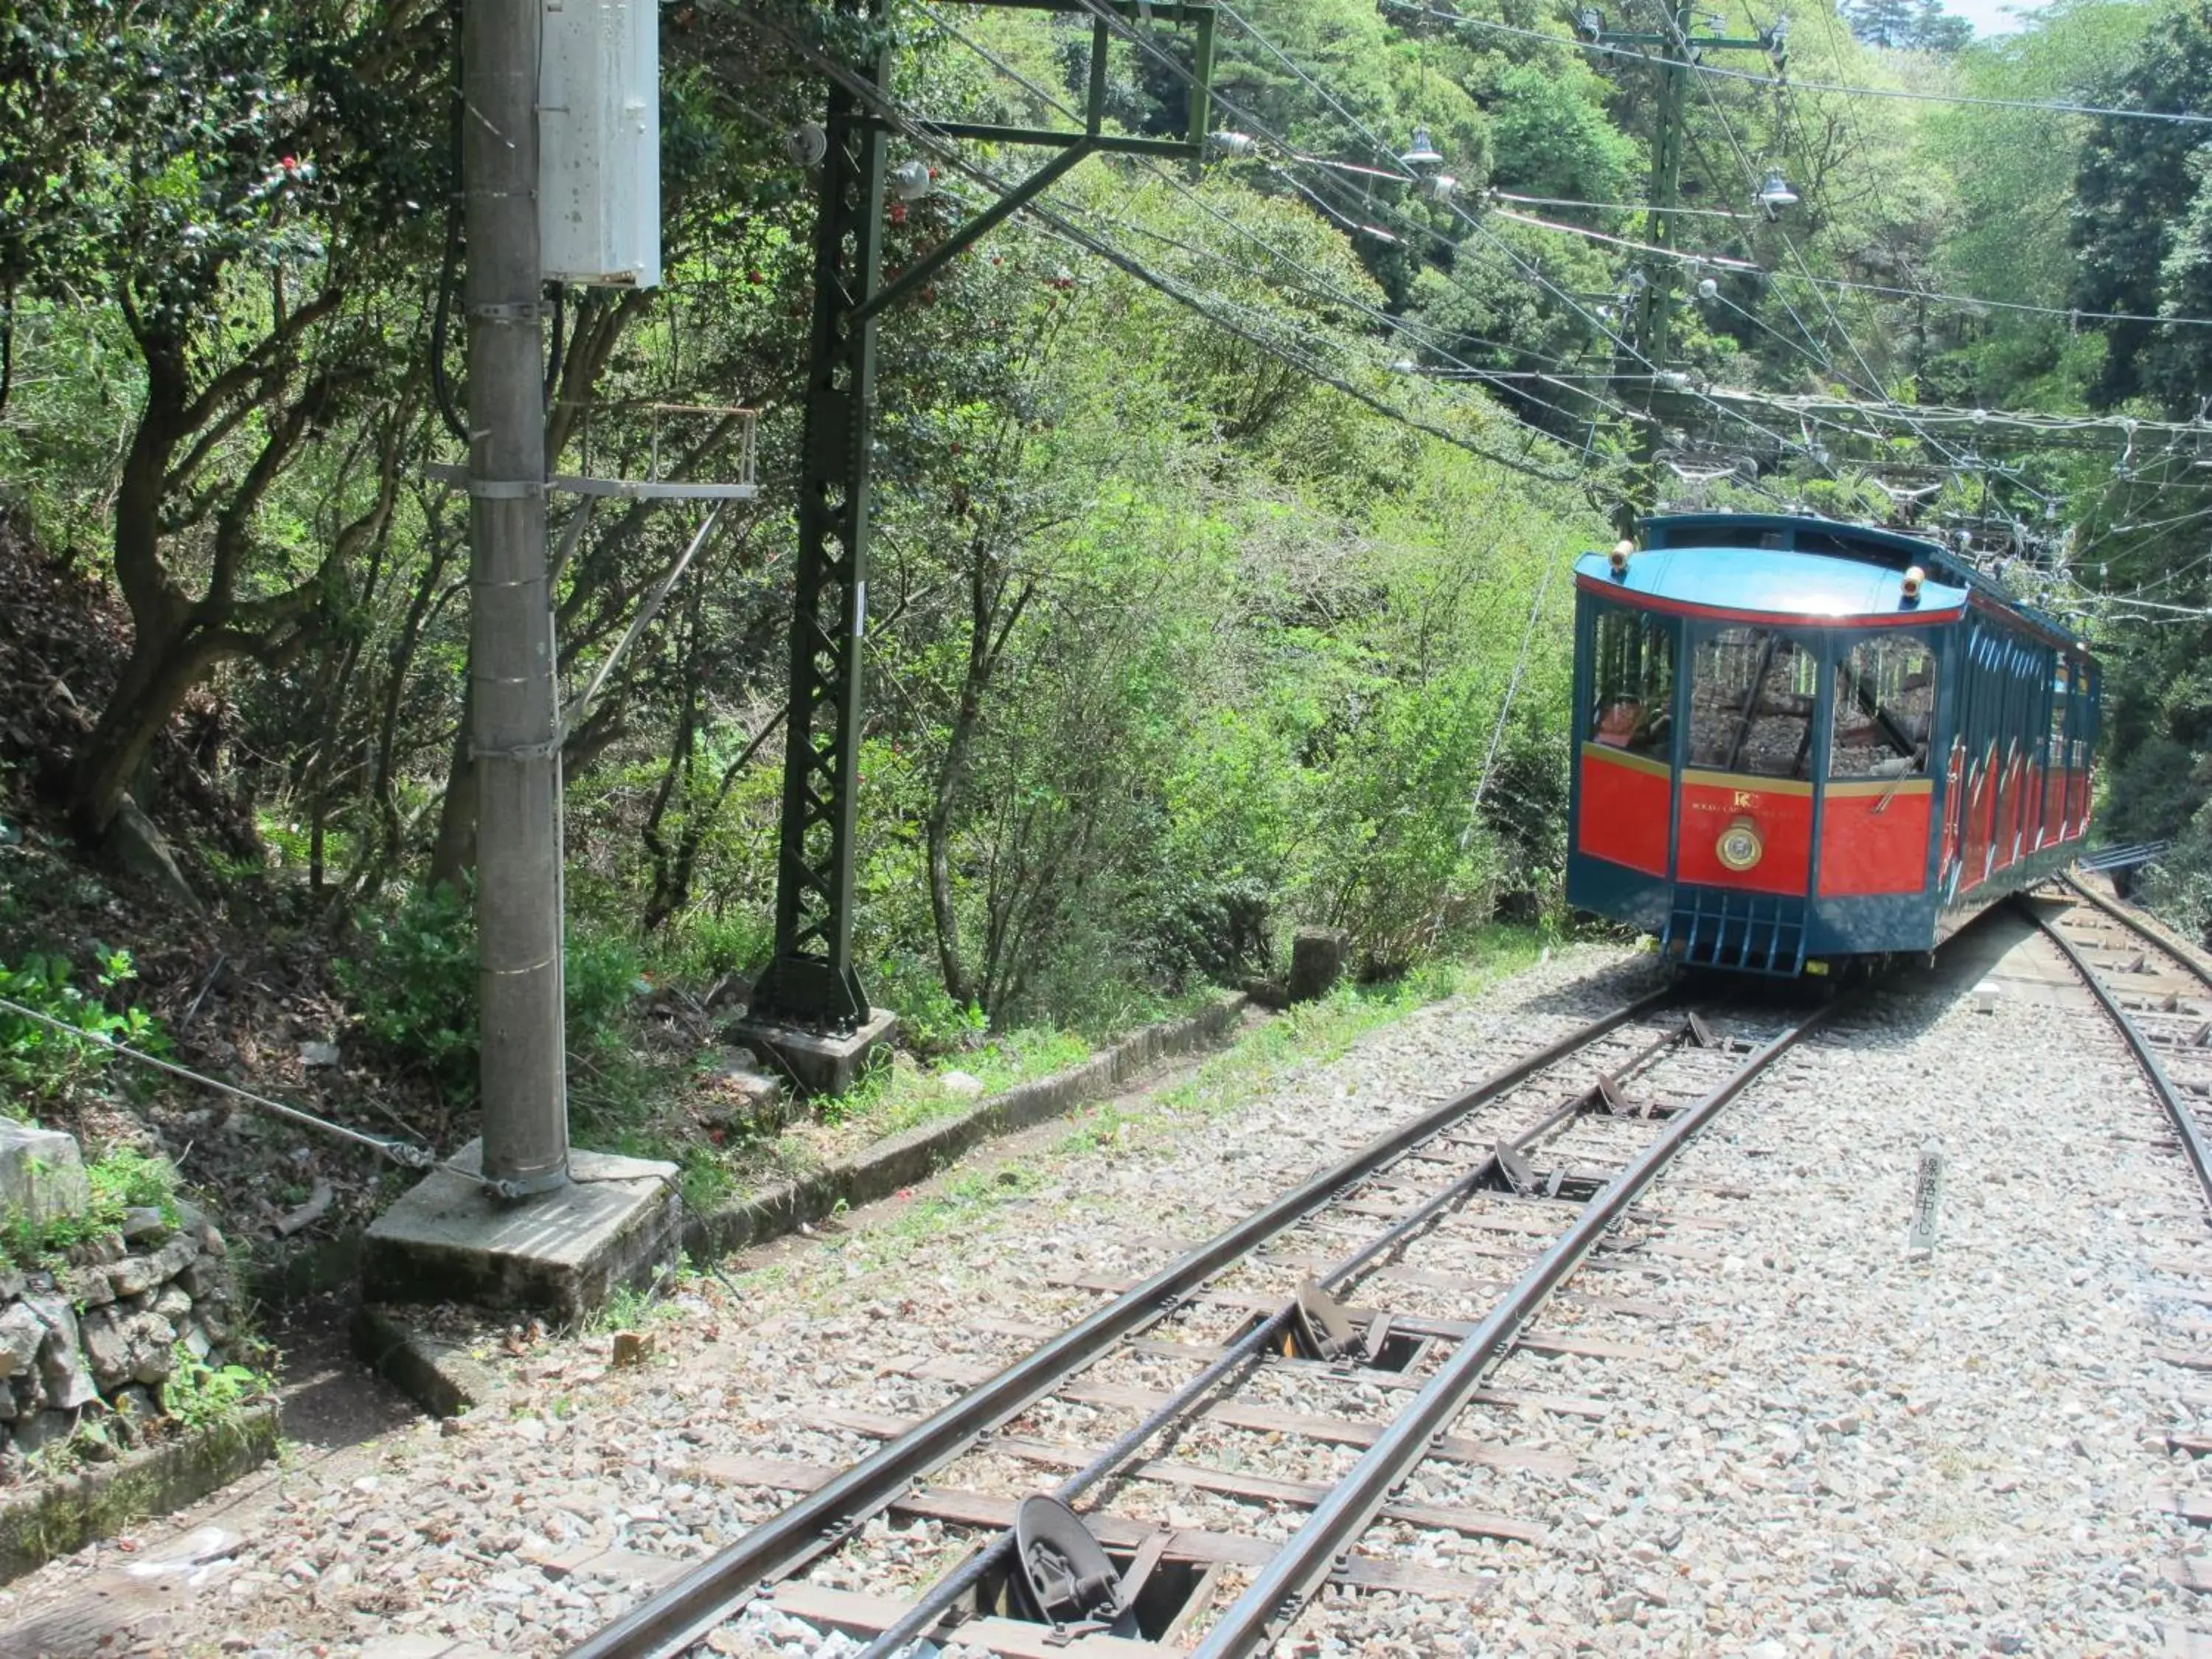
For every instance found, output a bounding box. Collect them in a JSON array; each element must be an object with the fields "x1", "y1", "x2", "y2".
[{"x1": 1565, "y1": 514, "x2": 2098, "y2": 975}]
